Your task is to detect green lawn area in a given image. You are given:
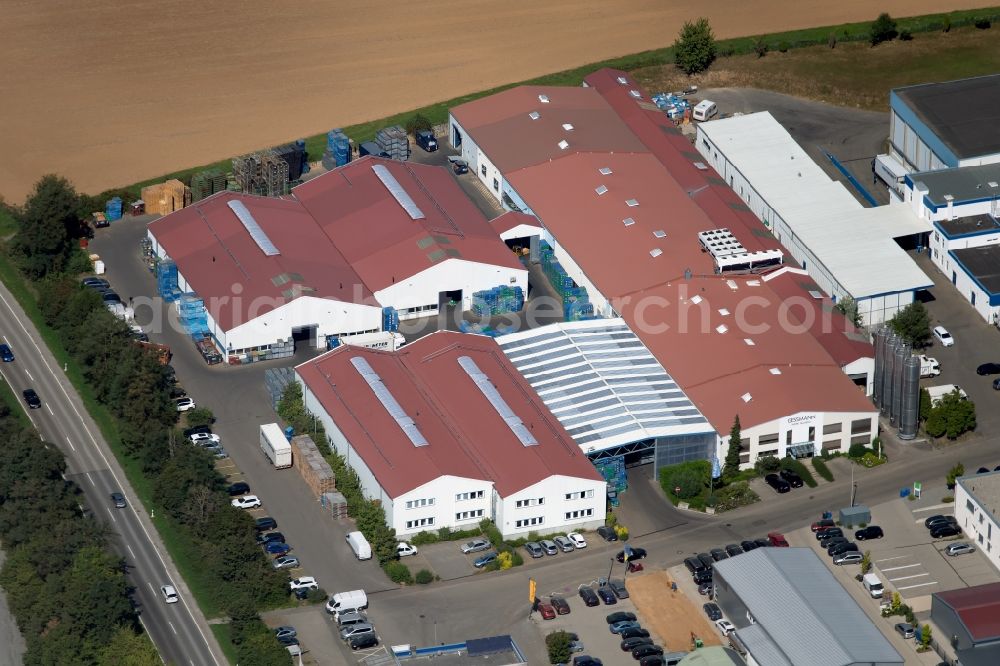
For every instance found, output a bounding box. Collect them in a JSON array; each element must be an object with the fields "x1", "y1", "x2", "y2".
[{"x1": 209, "y1": 624, "x2": 237, "y2": 666}]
